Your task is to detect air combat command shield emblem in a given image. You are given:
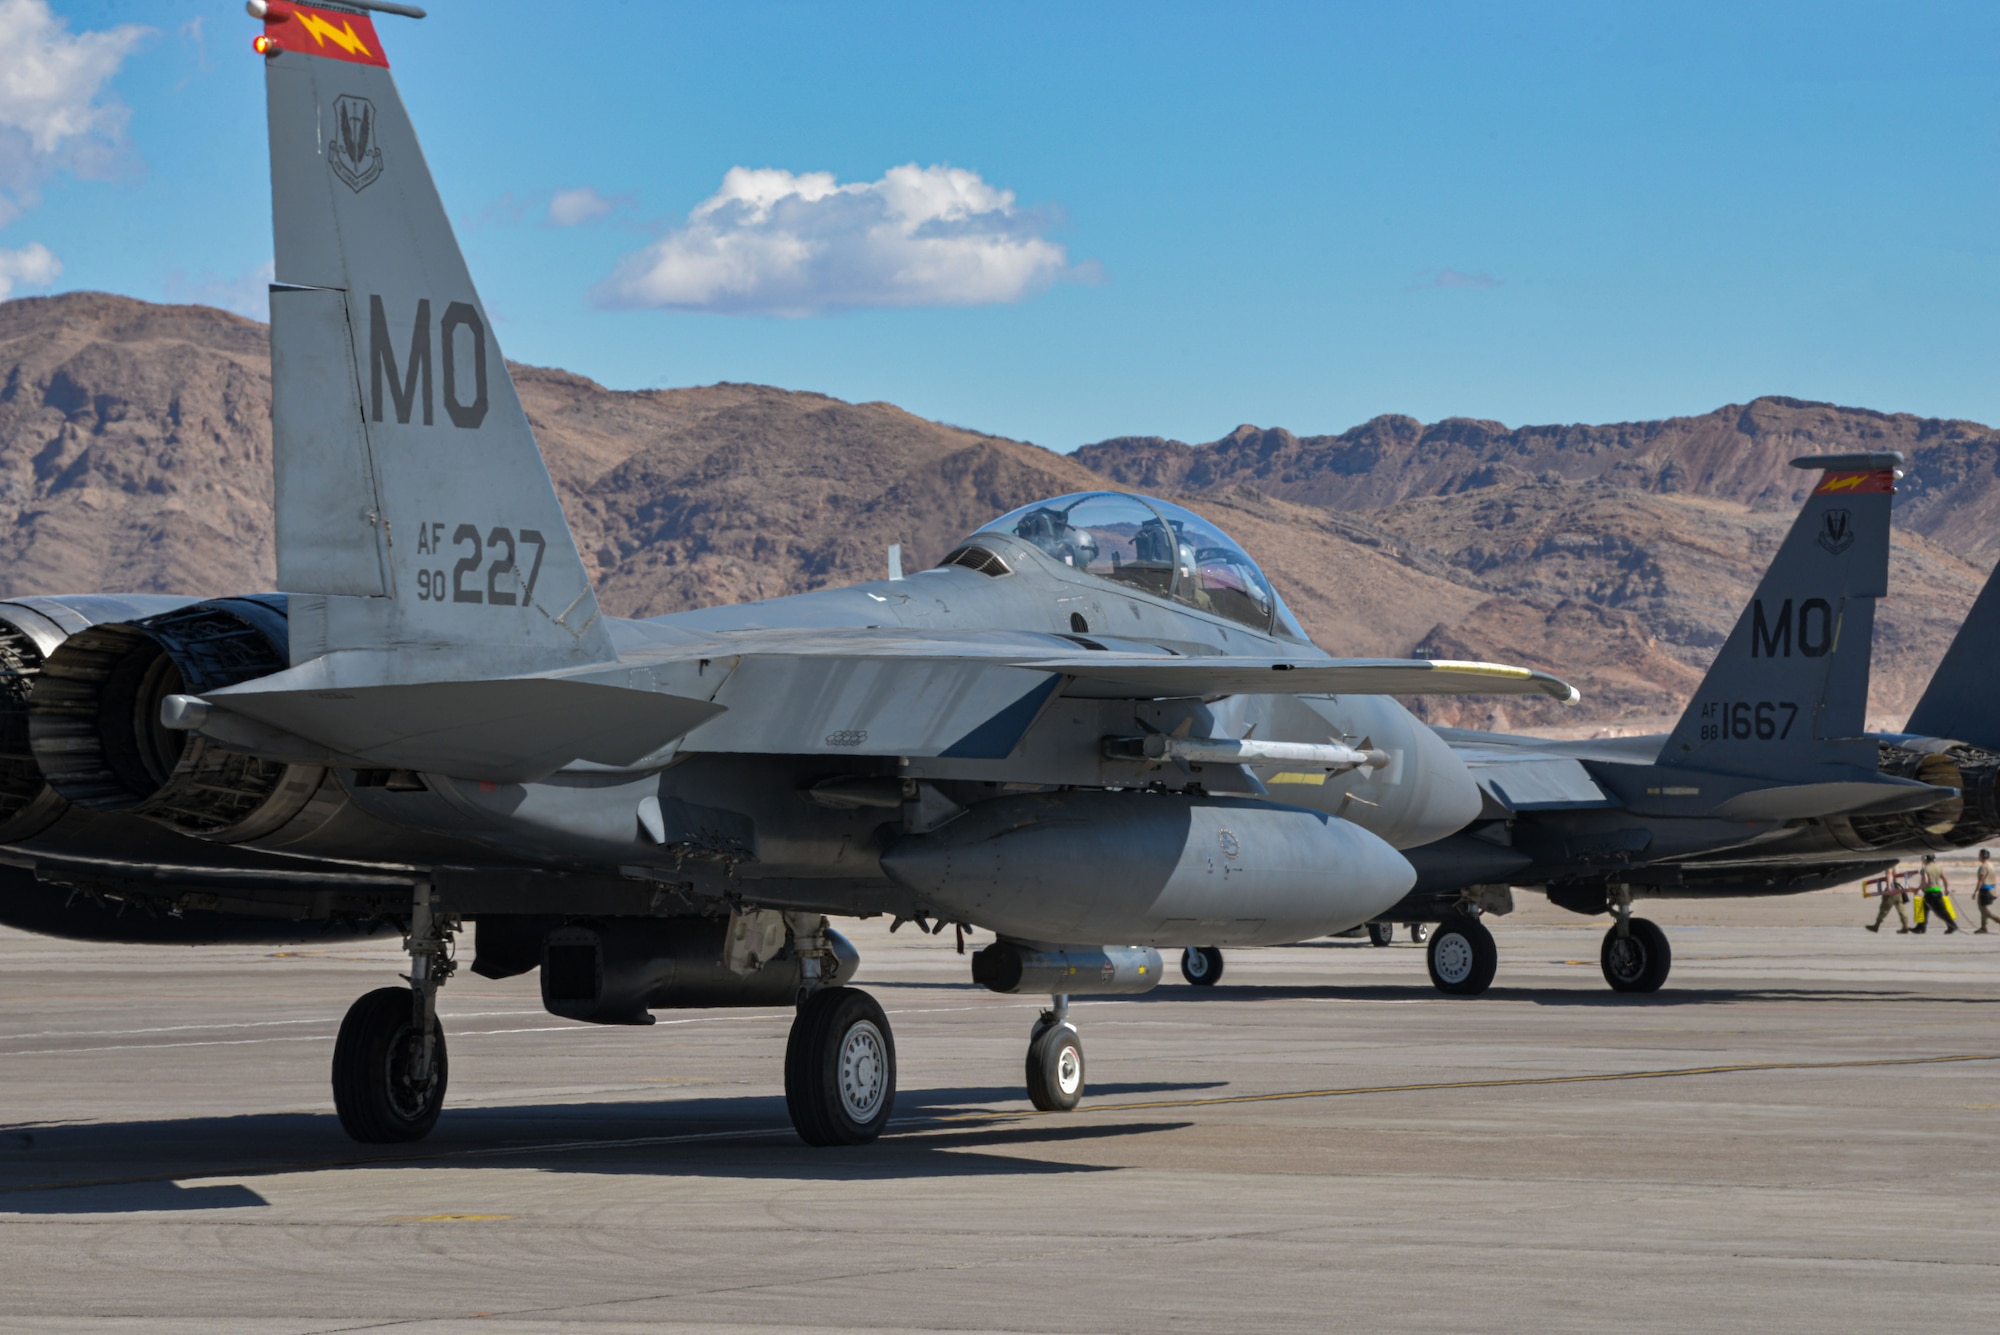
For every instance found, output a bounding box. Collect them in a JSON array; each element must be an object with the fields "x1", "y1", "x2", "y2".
[{"x1": 329, "y1": 94, "x2": 382, "y2": 192}]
